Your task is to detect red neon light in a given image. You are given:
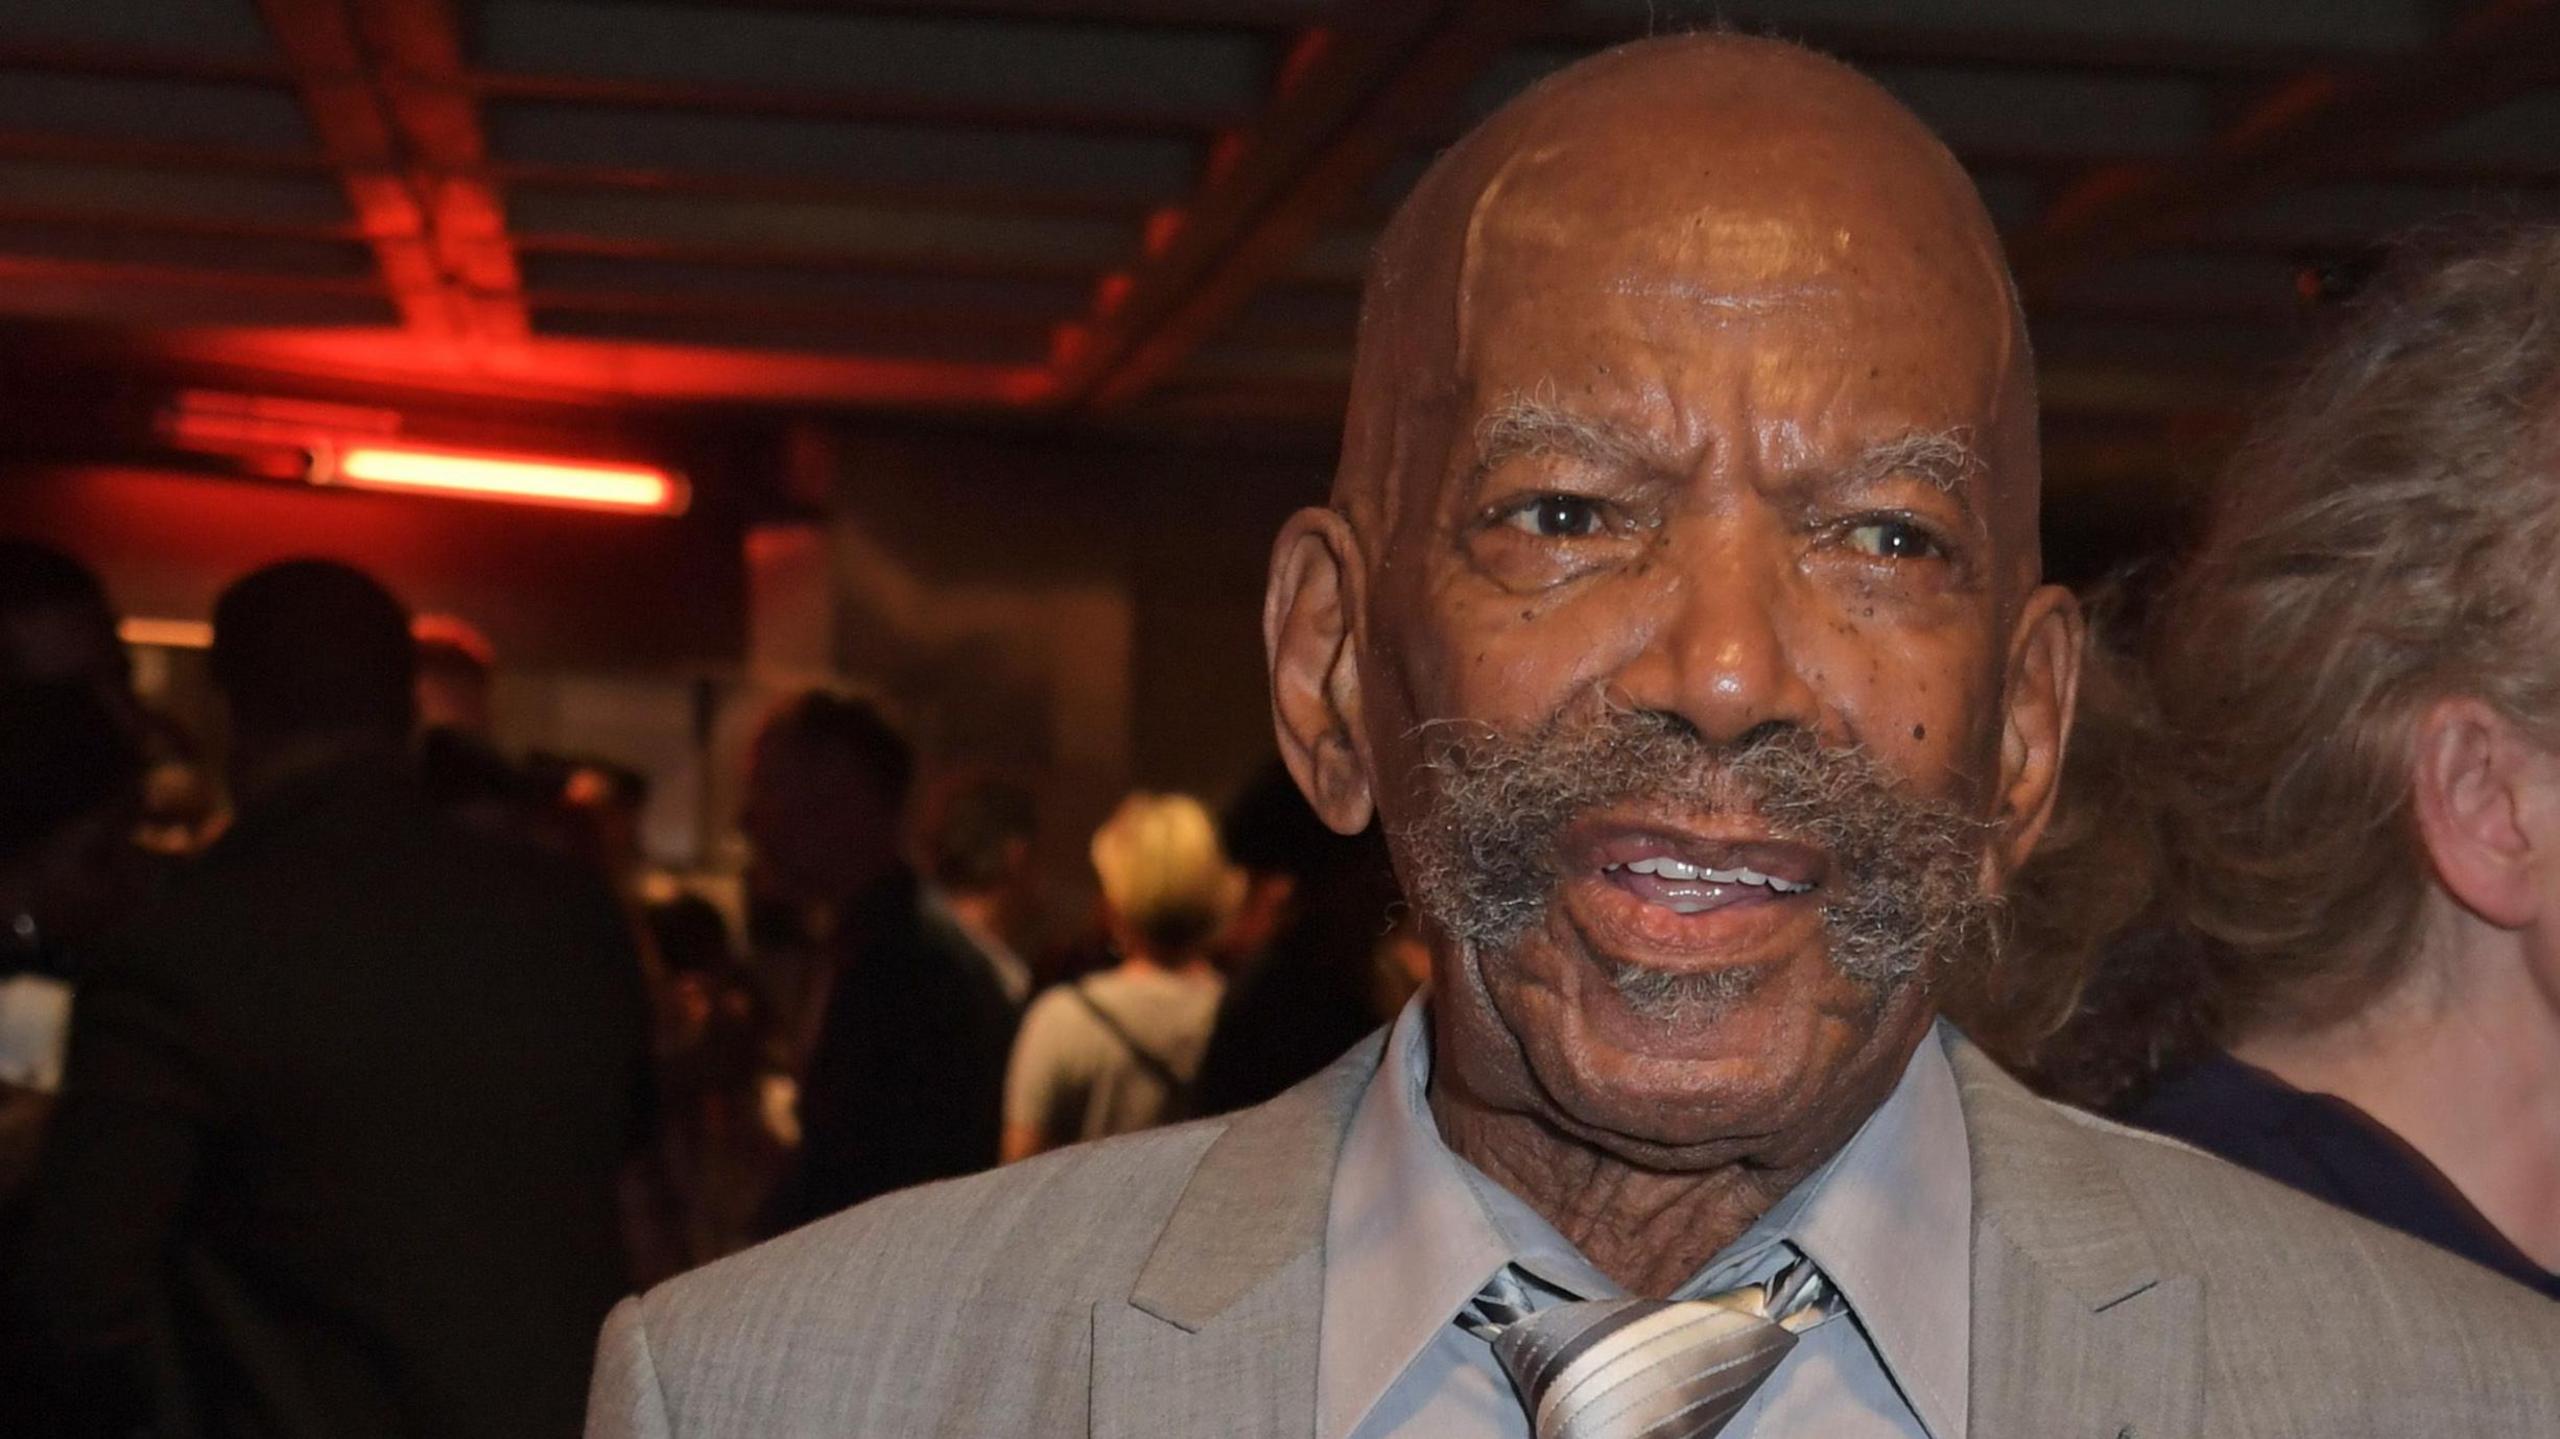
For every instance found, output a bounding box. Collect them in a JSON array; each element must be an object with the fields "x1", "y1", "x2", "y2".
[{"x1": 329, "y1": 445, "x2": 686, "y2": 515}]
